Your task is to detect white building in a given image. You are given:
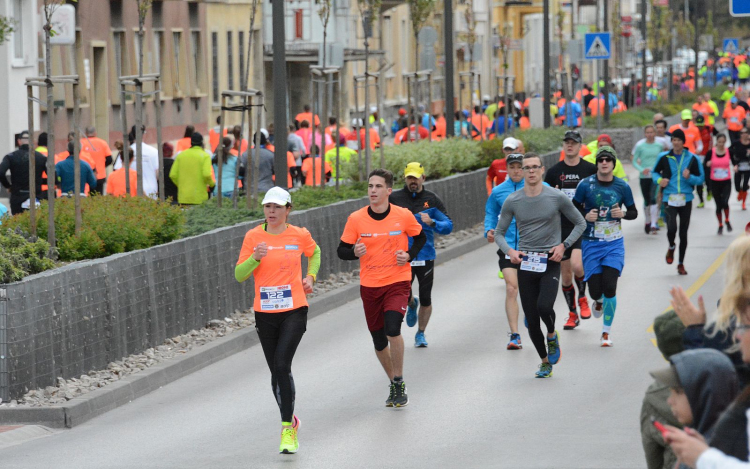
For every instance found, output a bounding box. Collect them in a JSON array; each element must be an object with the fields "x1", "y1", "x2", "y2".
[{"x1": 0, "y1": 0, "x2": 39, "y2": 154}]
